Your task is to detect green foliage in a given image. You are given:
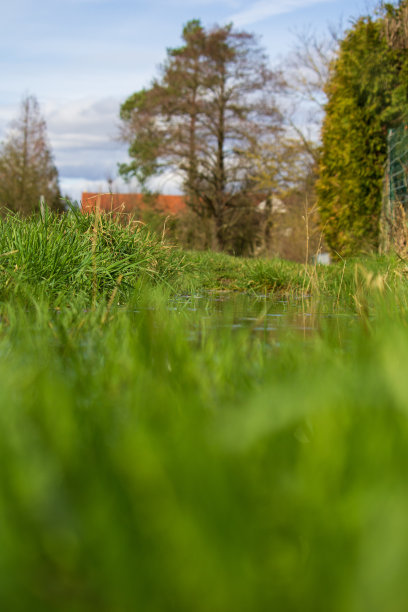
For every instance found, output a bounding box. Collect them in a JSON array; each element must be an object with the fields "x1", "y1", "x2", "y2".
[
  {"x1": 118, "y1": 89, "x2": 162, "y2": 185},
  {"x1": 0, "y1": 261, "x2": 408, "y2": 609},
  {"x1": 317, "y1": 3, "x2": 408, "y2": 257},
  {"x1": 119, "y1": 20, "x2": 283, "y2": 251}
]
